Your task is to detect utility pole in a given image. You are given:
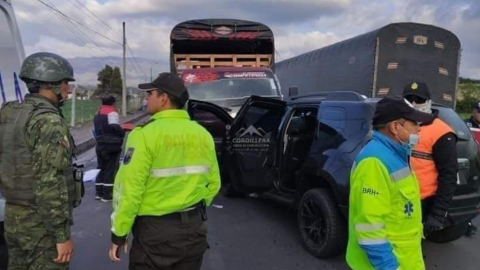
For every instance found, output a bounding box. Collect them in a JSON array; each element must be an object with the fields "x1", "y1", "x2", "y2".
[
  {"x1": 122, "y1": 21, "x2": 127, "y2": 116},
  {"x1": 70, "y1": 85, "x2": 76, "y2": 127},
  {"x1": 150, "y1": 67, "x2": 153, "y2": 82}
]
